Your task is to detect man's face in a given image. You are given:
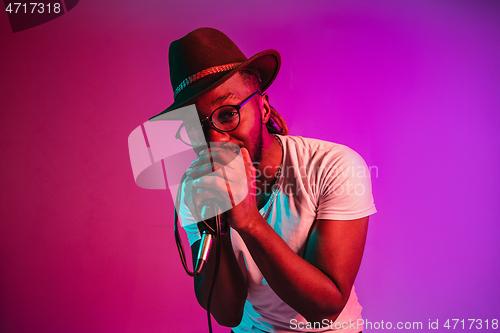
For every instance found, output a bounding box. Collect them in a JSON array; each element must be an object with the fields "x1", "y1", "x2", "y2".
[{"x1": 194, "y1": 73, "x2": 270, "y2": 164}]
